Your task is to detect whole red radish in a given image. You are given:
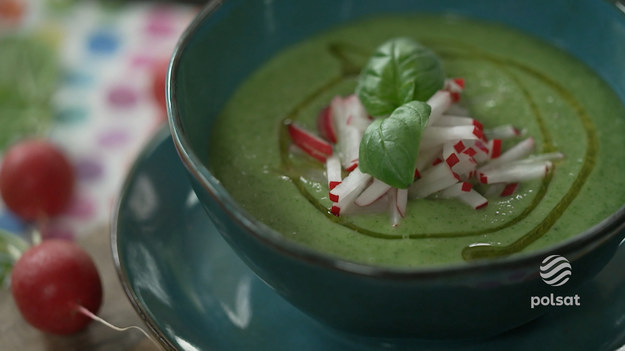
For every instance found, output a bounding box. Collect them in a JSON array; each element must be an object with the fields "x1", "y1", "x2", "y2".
[
  {"x1": 10, "y1": 239, "x2": 102, "y2": 334},
  {"x1": 0, "y1": 139, "x2": 75, "y2": 220}
]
